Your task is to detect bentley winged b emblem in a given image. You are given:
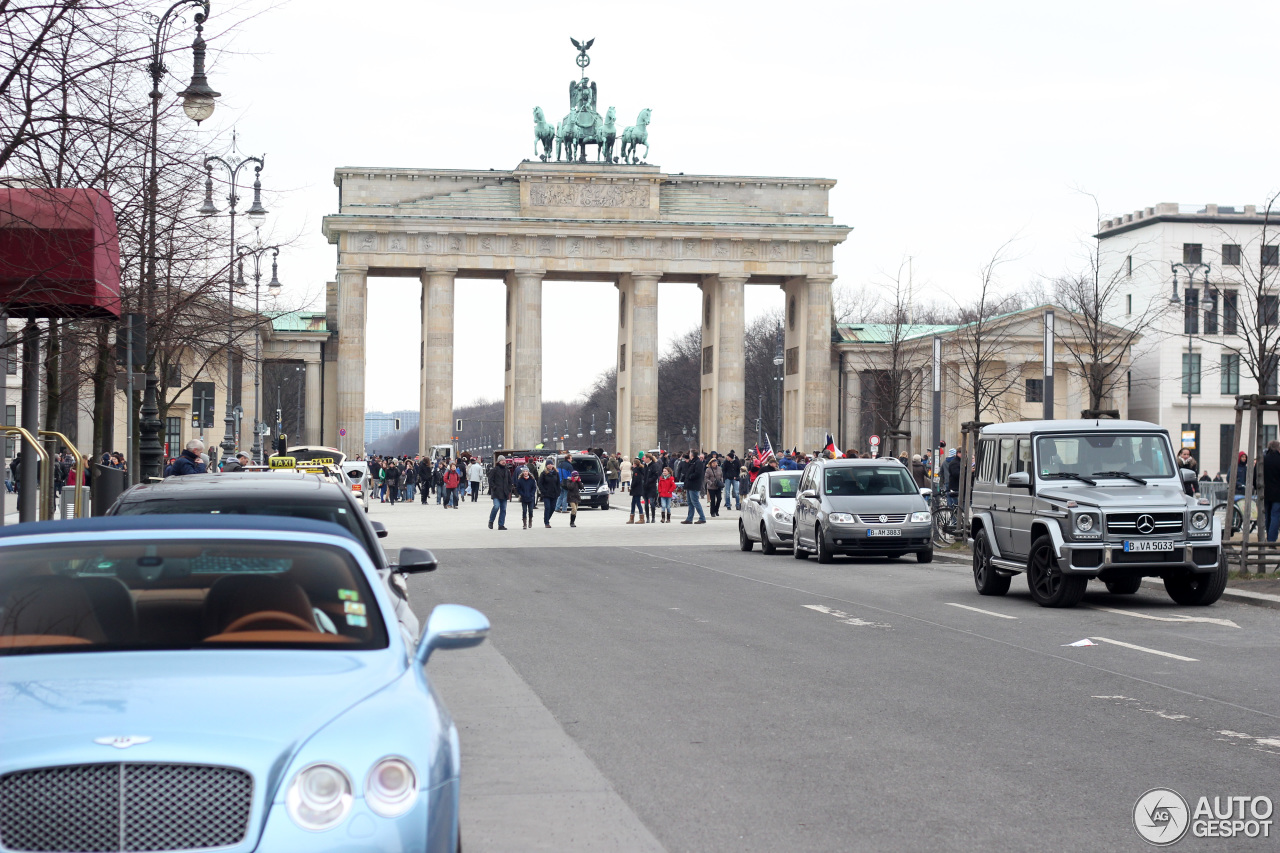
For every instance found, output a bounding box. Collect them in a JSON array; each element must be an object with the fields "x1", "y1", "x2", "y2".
[{"x1": 94, "y1": 735, "x2": 152, "y2": 749}]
